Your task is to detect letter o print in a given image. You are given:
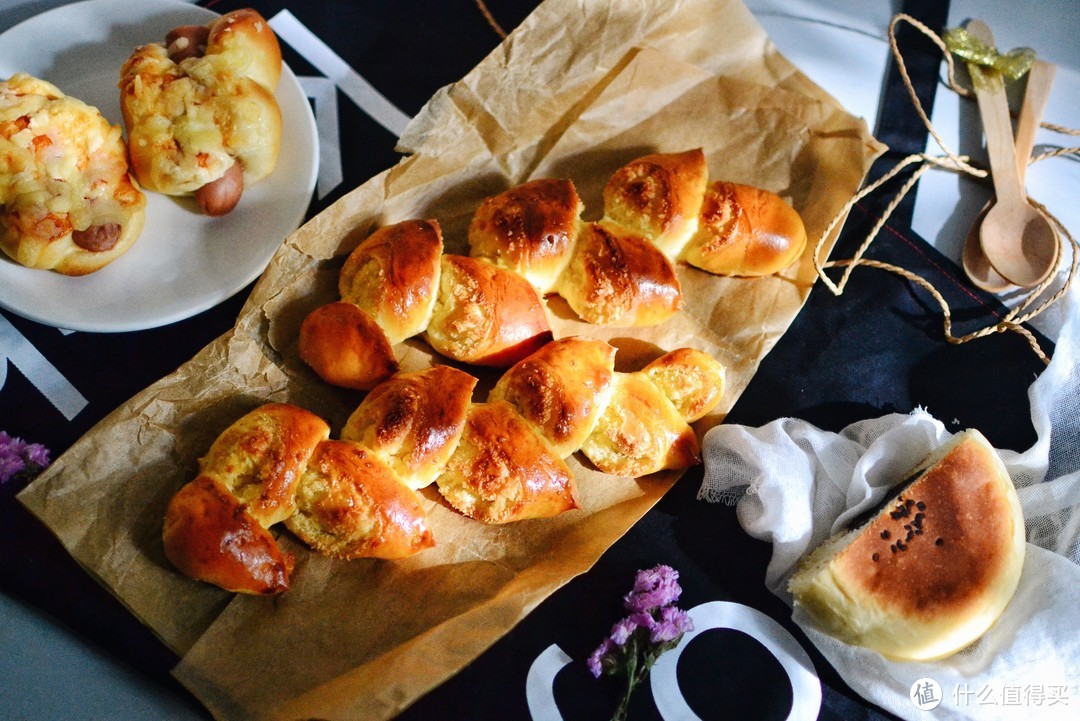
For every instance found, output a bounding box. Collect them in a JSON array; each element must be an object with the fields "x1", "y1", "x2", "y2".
[
  {"x1": 650, "y1": 601, "x2": 821, "y2": 721},
  {"x1": 525, "y1": 601, "x2": 820, "y2": 721}
]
